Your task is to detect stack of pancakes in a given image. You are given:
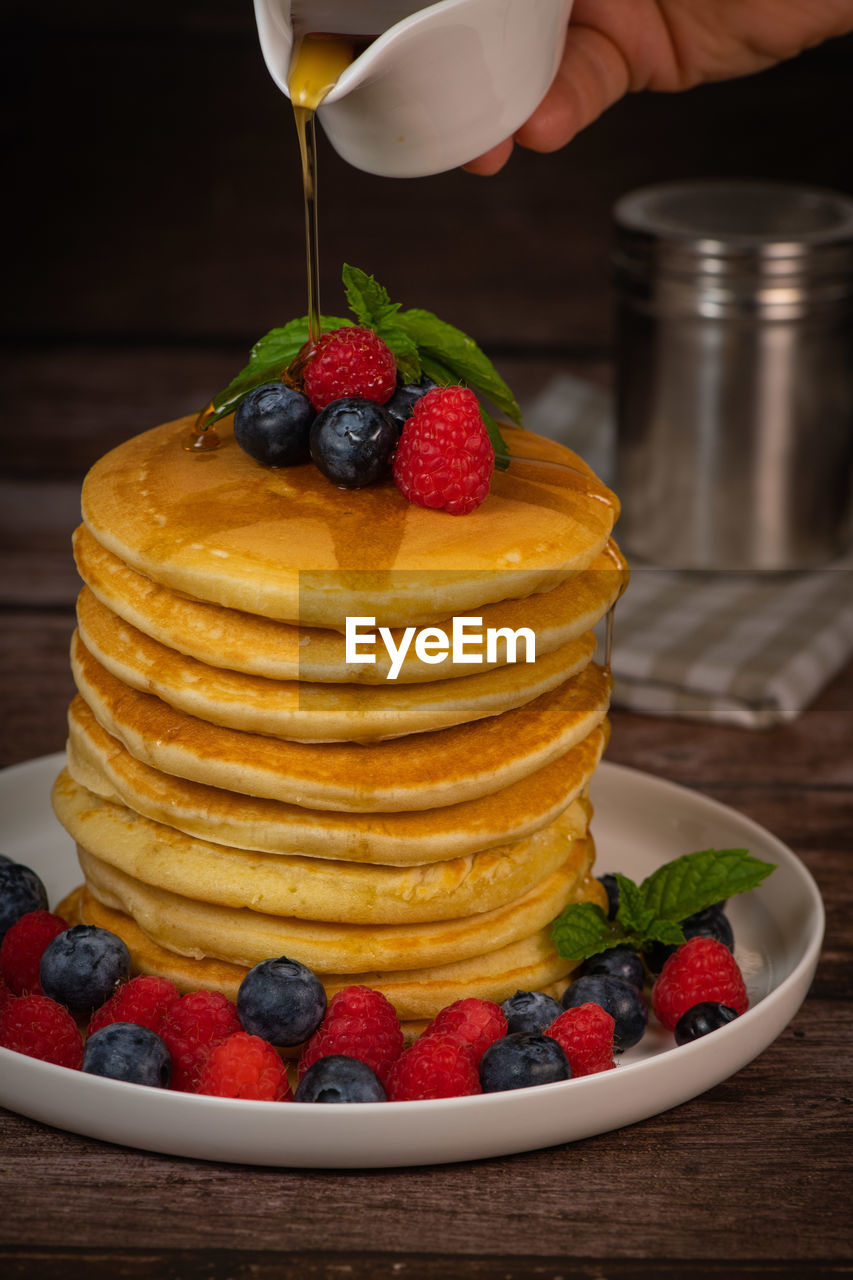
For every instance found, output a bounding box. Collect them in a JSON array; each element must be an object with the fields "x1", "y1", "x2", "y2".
[{"x1": 53, "y1": 416, "x2": 626, "y2": 1031}]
